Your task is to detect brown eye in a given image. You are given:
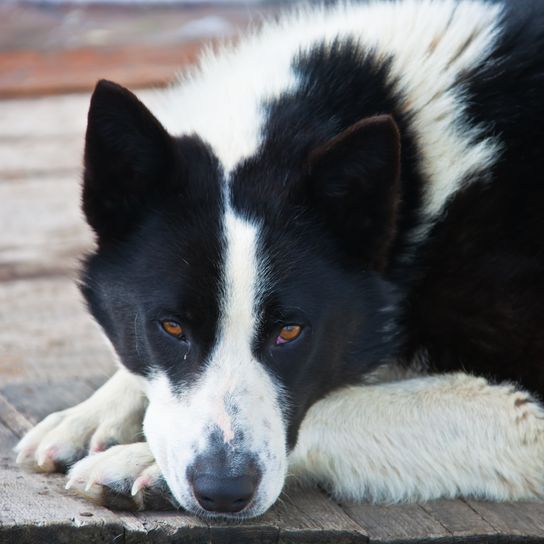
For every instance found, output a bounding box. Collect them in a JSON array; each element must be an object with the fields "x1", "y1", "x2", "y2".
[
  {"x1": 161, "y1": 320, "x2": 184, "y2": 338},
  {"x1": 276, "y1": 324, "x2": 302, "y2": 345}
]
